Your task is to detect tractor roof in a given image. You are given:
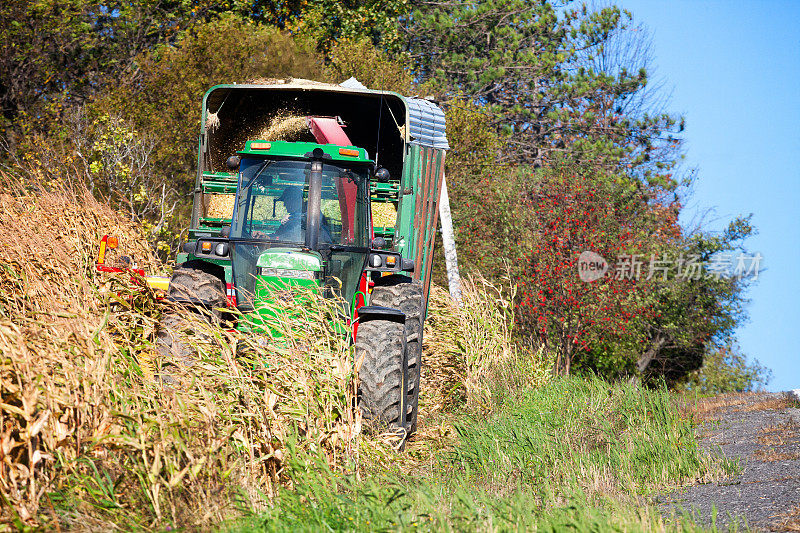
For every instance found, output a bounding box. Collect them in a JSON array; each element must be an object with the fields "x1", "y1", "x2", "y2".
[{"x1": 238, "y1": 140, "x2": 373, "y2": 165}]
